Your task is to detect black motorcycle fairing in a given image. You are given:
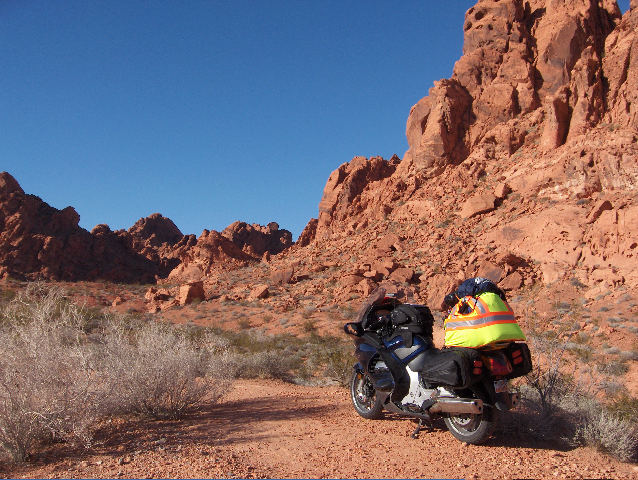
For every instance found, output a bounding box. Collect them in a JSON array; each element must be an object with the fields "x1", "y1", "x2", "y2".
[{"x1": 378, "y1": 348, "x2": 410, "y2": 402}]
